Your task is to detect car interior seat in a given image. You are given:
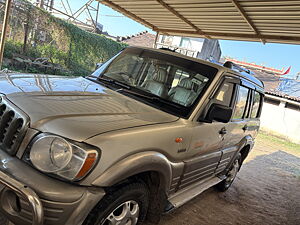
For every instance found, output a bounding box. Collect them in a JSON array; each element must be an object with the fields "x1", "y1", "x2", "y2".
[
  {"x1": 168, "y1": 77, "x2": 197, "y2": 106},
  {"x1": 143, "y1": 67, "x2": 168, "y2": 97}
]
